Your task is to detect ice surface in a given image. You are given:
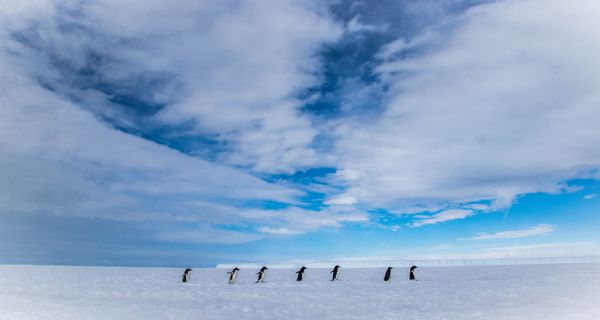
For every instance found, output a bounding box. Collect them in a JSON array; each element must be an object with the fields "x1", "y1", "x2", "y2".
[{"x1": 1, "y1": 264, "x2": 599, "y2": 320}]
